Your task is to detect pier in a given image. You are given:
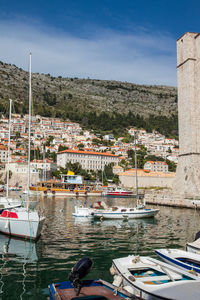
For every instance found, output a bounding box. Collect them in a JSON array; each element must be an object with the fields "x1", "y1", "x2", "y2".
[{"x1": 145, "y1": 189, "x2": 200, "y2": 209}]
